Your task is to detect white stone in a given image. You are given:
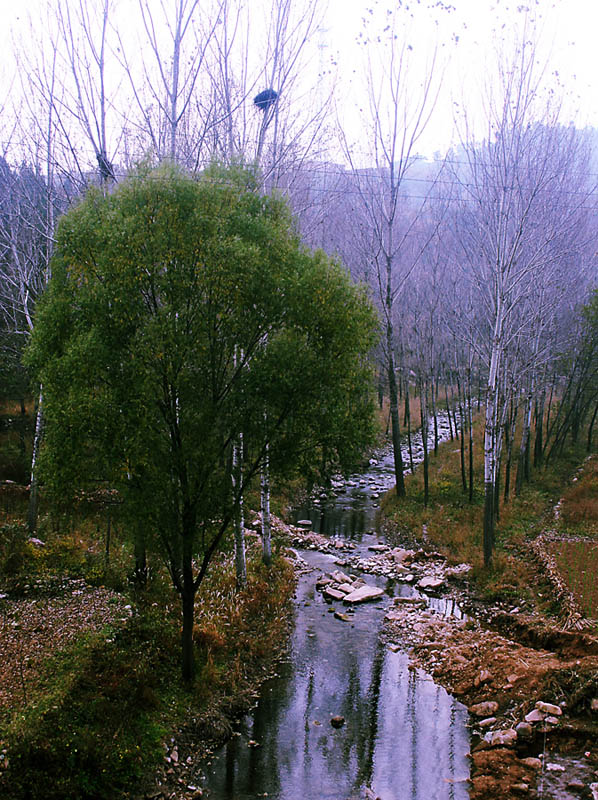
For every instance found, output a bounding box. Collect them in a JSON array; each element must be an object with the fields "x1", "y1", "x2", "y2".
[
  {"x1": 535, "y1": 701, "x2": 562, "y2": 716},
  {"x1": 331, "y1": 570, "x2": 351, "y2": 584},
  {"x1": 323, "y1": 587, "x2": 345, "y2": 601},
  {"x1": 343, "y1": 585, "x2": 384, "y2": 604},
  {"x1": 524, "y1": 709, "x2": 545, "y2": 723},
  {"x1": 417, "y1": 576, "x2": 444, "y2": 591},
  {"x1": 479, "y1": 717, "x2": 496, "y2": 728}
]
